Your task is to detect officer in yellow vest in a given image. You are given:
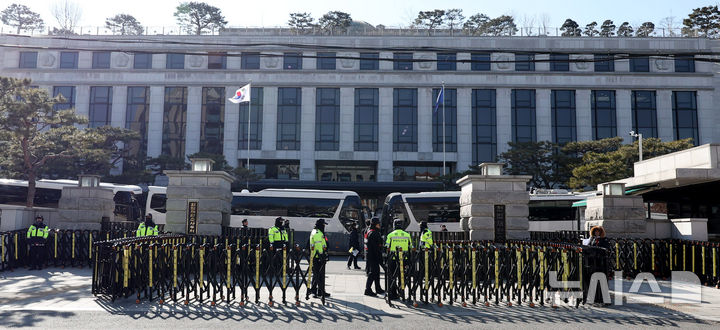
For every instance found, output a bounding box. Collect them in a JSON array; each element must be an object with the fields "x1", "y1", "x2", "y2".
[
  {"x1": 268, "y1": 217, "x2": 286, "y2": 249},
  {"x1": 309, "y1": 218, "x2": 330, "y2": 298},
  {"x1": 419, "y1": 221, "x2": 433, "y2": 249},
  {"x1": 136, "y1": 214, "x2": 159, "y2": 237},
  {"x1": 27, "y1": 216, "x2": 49, "y2": 270},
  {"x1": 385, "y1": 219, "x2": 412, "y2": 300},
  {"x1": 281, "y1": 218, "x2": 290, "y2": 244}
]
